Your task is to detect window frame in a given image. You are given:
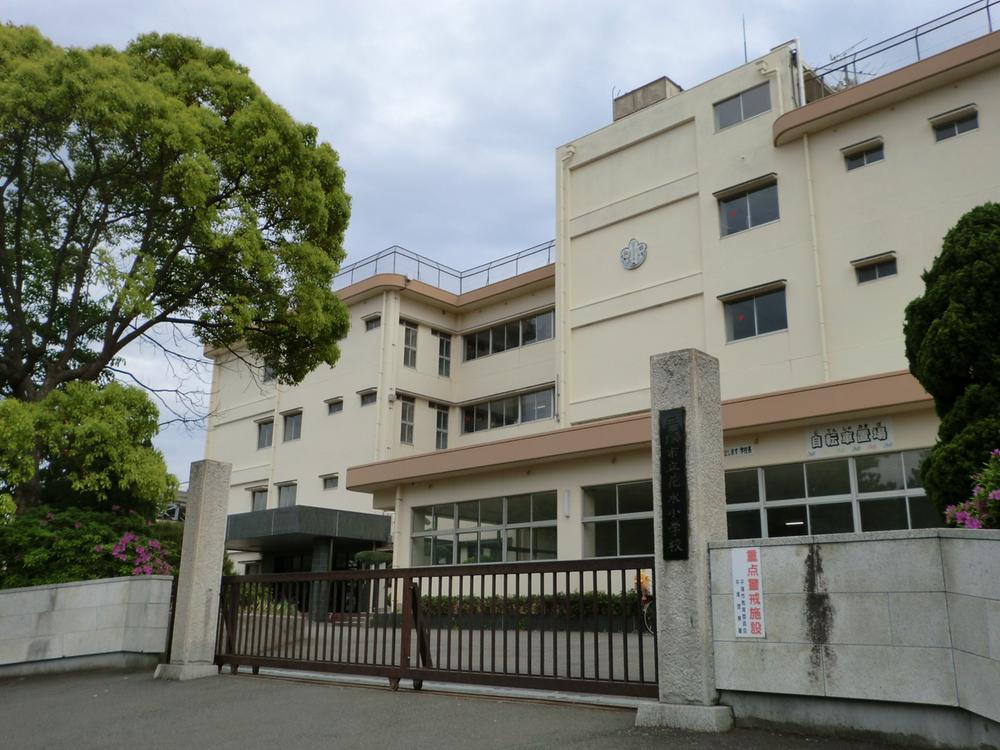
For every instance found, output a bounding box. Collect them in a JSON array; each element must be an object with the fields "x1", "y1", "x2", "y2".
[
  {"x1": 321, "y1": 474, "x2": 339, "y2": 491},
  {"x1": 399, "y1": 395, "x2": 415, "y2": 445},
  {"x1": 463, "y1": 309, "x2": 555, "y2": 362},
  {"x1": 581, "y1": 480, "x2": 655, "y2": 558},
  {"x1": 276, "y1": 482, "x2": 297, "y2": 508},
  {"x1": 716, "y1": 176, "x2": 779, "y2": 237},
  {"x1": 853, "y1": 252, "x2": 897, "y2": 284},
  {"x1": 359, "y1": 389, "x2": 377, "y2": 407},
  {"x1": 250, "y1": 487, "x2": 268, "y2": 512},
  {"x1": 256, "y1": 419, "x2": 274, "y2": 450},
  {"x1": 401, "y1": 320, "x2": 418, "y2": 368},
  {"x1": 930, "y1": 105, "x2": 978, "y2": 142},
  {"x1": 364, "y1": 315, "x2": 381, "y2": 331},
  {"x1": 433, "y1": 330, "x2": 452, "y2": 376},
  {"x1": 461, "y1": 386, "x2": 555, "y2": 434},
  {"x1": 719, "y1": 282, "x2": 788, "y2": 343},
  {"x1": 430, "y1": 402, "x2": 449, "y2": 450},
  {"x1": 326, "y1": 398, "x2": 344, "y2": 415},
  {"x1": 714, "y1": 81, "x2": 772, "y2": 131},
  {"x1": 282, "y1": 410, "x2": 302, "y2": 442},
  {"x1": 842, "y1": 137, "x2": 885, "y2": 171}
]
